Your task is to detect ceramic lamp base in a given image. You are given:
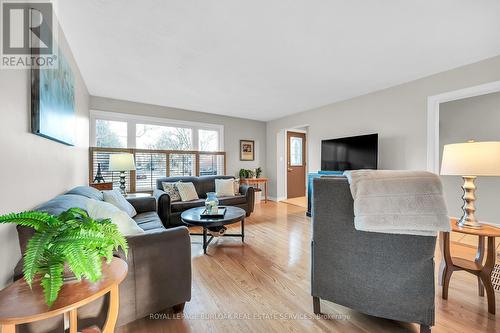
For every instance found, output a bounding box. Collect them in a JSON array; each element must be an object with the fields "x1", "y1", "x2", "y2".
[
  {"x1": 119, "y1": 171, "x2": 127, "y2": 195},
  {"x1": 457, "y1": 176, "x2": 481, "y2": 229}
]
